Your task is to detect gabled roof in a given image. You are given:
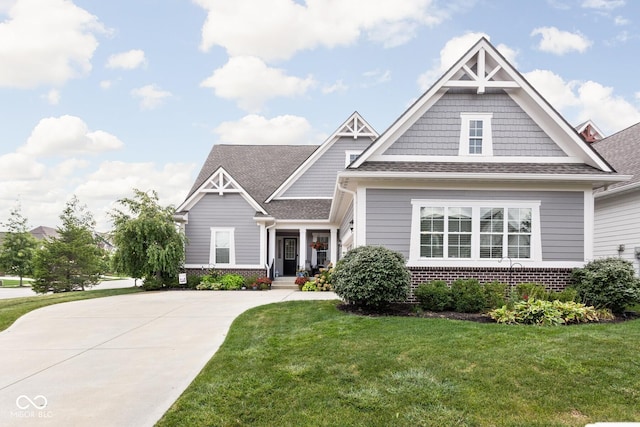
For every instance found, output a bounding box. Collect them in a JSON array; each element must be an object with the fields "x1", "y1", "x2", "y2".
[
  {"x1": 351, "y1": 37, "x2": 614, "y2": 172},
  {"x1": 30, "y1": 226, "x2": 59, "y2": 241},
  {"x1": 575, "y1": 120, "x2": 605, "y2": 143},
  {"x1": 177, "y1": 144, "x2": 321, "y2": 218},
  {"x1": 266, "y1": 112, "x2": 377, "y2": 202},
  {"x1": 592, "y1": 122, "x2": 640, "y2": 194}
]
